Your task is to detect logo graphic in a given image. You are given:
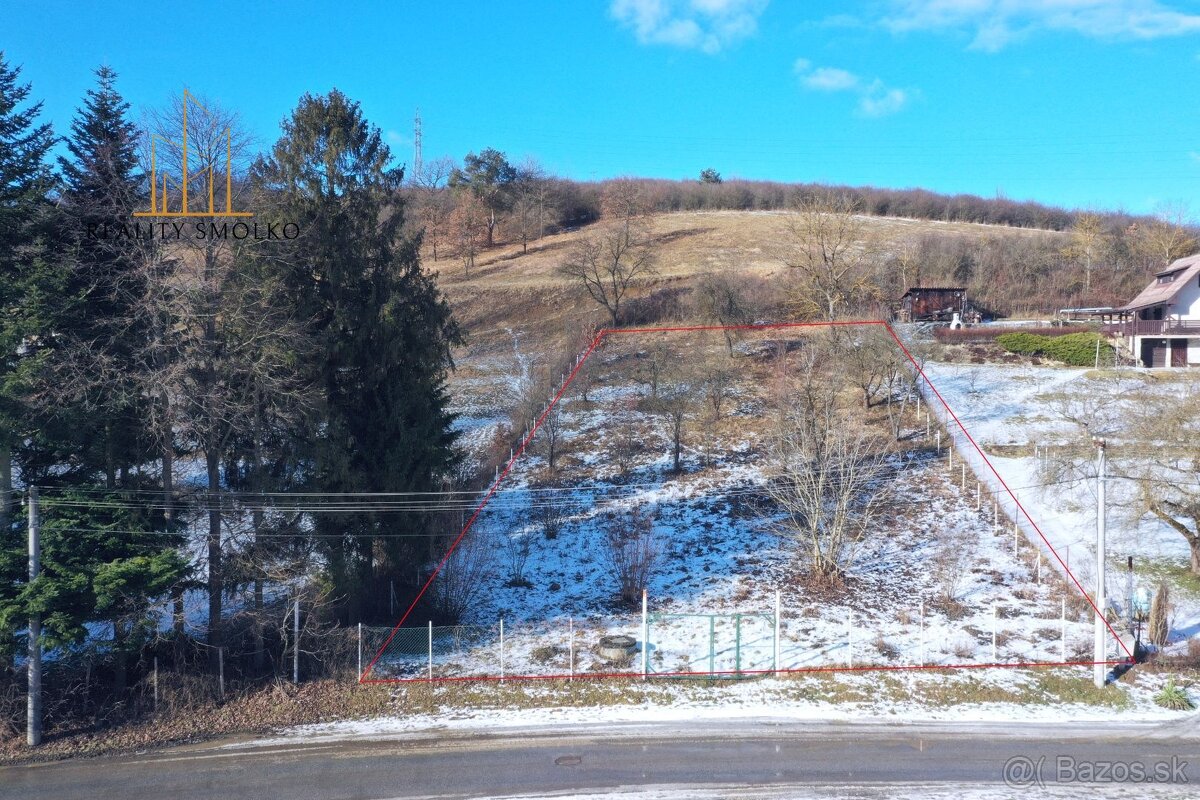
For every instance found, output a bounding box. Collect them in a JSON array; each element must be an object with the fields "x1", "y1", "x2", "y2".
[{"x1": 134, "y1": 89, "x2": 252, "y2": 218}]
